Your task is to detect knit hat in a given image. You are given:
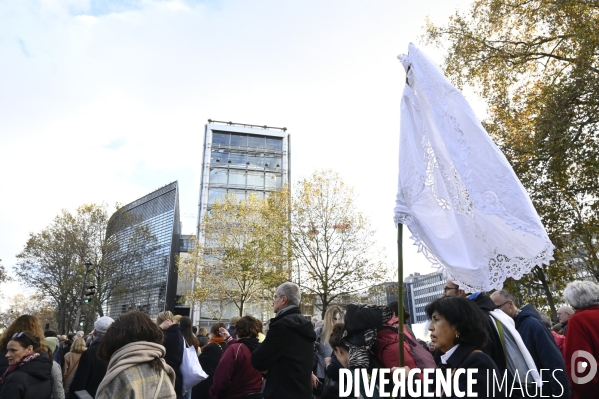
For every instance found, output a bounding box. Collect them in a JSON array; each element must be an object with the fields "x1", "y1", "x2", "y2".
[
  {"x1": 94, "y1": 316, "x2": 114, "y2": 333},
  {"x1": 230, "y1": 316, "x2": 241, "y2": 325},
  {"x1": 45, "y1": 336, "x2": 59, "y2": 354}
]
